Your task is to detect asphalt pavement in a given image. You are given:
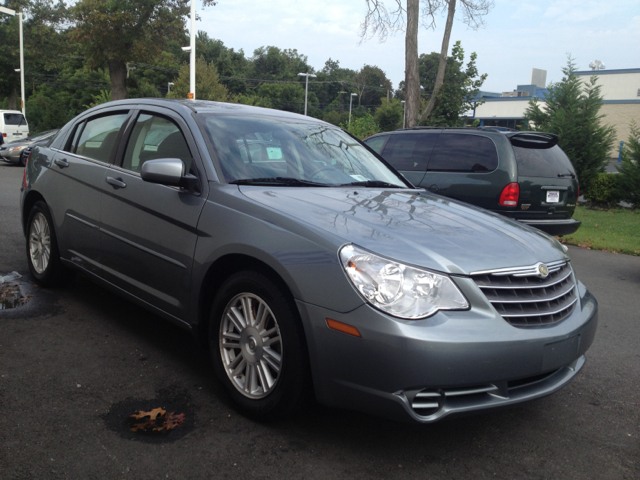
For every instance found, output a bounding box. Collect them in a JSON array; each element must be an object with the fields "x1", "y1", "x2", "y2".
[{"x1": 1, "y1": 163, "x2": 638, "y2": 479}]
